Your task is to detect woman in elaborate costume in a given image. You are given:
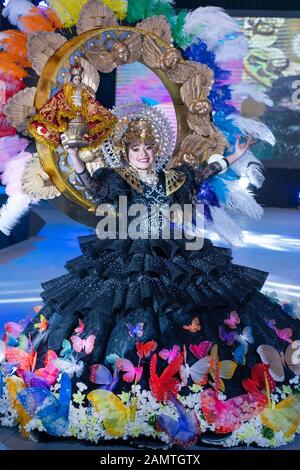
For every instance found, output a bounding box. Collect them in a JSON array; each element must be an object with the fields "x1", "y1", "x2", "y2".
[{"x1": 0, "y1": 0, "x2": 300, "y2": 448}]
